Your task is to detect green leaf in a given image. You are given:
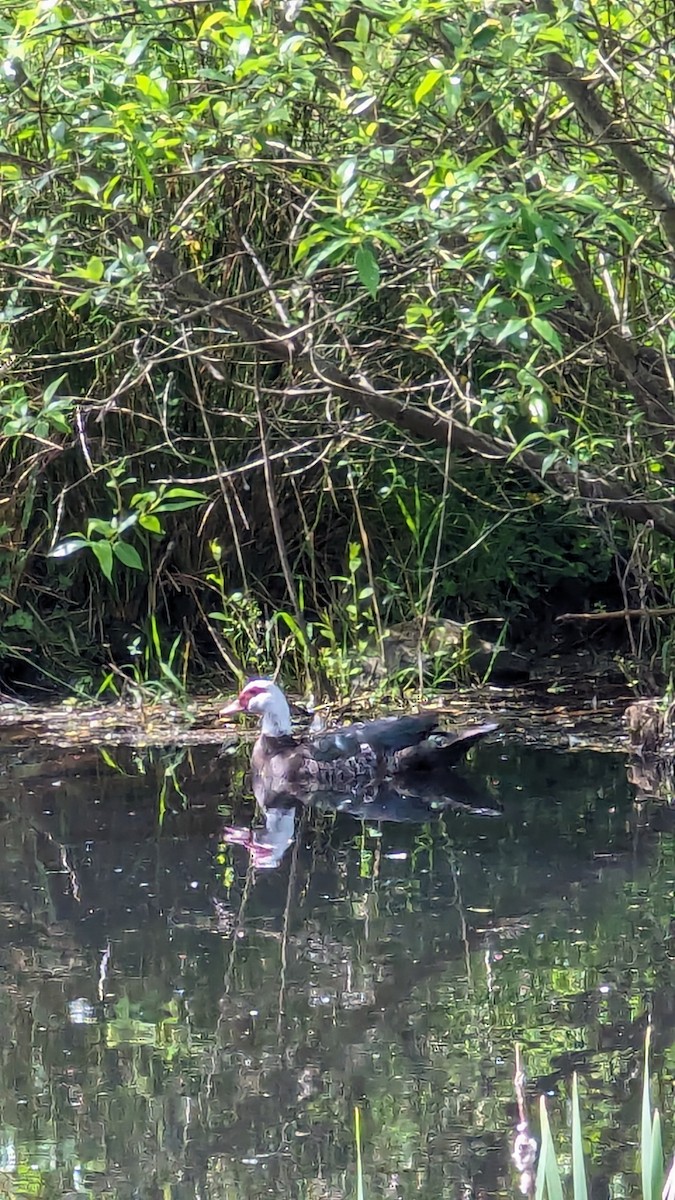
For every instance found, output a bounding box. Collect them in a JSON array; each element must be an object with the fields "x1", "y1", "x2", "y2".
[
  {"x1": 159, "y1": 659, "x2": 184, "y2": 690},
  {"x1": 48, "y1": 536, "x2": 87, "y2": 559},
  {"x1": 115, "y1": 514, "x2": 138, "y2": 535},
  {"x1": 651, "y1": 1110, "x2": 663, "y2": 1200},
  {"x1": 531, "y1": 316, "x2": 563, "y2": 354},
  {"x1": 88, "y1": 517, "x2": 114, "y2": 537},
  {"x1": 571, "y1": 1075, "x2": 588, "y2": 1200},
  {"x1": 91, "y1": 541, "x2": 114, "y2": 581},
  {"x1": 198, "y1": 11, "x2": 227, "y2": 35},
  {"x1": 73, "y1": 175, "x2": 102, "y2": 198},
  {"x1": 154, "y1": 487, "x2": 206, "y2": 513},
  {"x1": 444, "y1": 76, "x2": 462, "y2": 118},
  {"x1": 495, "y1": 317, "x2": 527, "y2": 344},
  {"x1": 84, "y1": 255, "x2": 105, "y2": 281},
  {"x1": 354, "y1": 243, "x2": 380, "y2": 298},
  {"x1": 414, "y1": 68, "x2": 443, "y2": 104},
  {"x1": 529, "y1": 393, "x2": 549, "y2": 425},
  {"x1": 355, "y1": 13, "x2": 369, "y2": 44},
  {"x1": 113, "y1": 541, "x2": 144, "y2": 570},
  {"x1": 155, "y1": 500, "x2": 205, "y2": 512},
  {"x1": 537, "y1": 1095, "x2": 563, "y2": 1200},
  {"x1": 124, "y1": 36, "x2": 150, "y2": 66},
  {"x1": 305, "y1": 236, "x2": 351, "y2": 276},
  {"x1": 274, "y1": 610, "x2": 308, "y2": 651},
  {"x1": 336, "y1": 157, "x2": 357, "y2": 187},
  {"x1": 642, "y1": 1027, "x2": 653, "y2": 1200},
  {"x1": 69, "y1": 292, "x2": 93, "y2": 313},
  {"x1": 521, "y1": 252, "x2": 539, "y2": 285},
  {"x1": 606, "y1": 213, "x2": 637, "y2": 243},
  {"x1": 540, "y1": 449, "x2": 561, "y2": 478},
  {"x1": 149, "y1": 613, "x2": 162, "y2": 658},
  {"x1": 135, "y1": 73, "x2": 168, "y2": 104},
  {"x1": 161, "y1": 488, "x2": 207, "y2": 500},
  {"x1": 139, "y1": 513, "x2": 162, "y2": 533},
  {"x1": 536, "y1": 25, "x2": 567, "y2": 45},
  {"x1": 44, "y1": 373, "x2": 68, "y2": 404}
]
